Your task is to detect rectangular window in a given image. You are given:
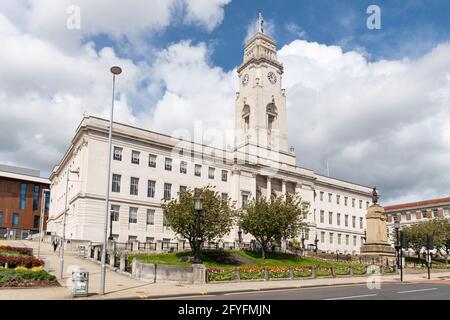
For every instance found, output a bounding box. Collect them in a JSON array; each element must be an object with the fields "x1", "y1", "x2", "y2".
[
  {"x1": 147, "y1": 180, "x2": 156, "y2": 198},
  {"x1": 112, "y1": 174, "x2": 121, "y2": 193},
  {"x1": 12, "y1": 213, "x2": 19, "y2": 227},
  {"x1": 346, "y1": 235, "x2": 349, "y2": 245},
  {"x1": 33, "y1": 216, "x2": 40, "y2": 229},
  {"x1": 146, "y1": 209, "x2": 155, "y2": 225},
  {"x1": 353, "y1": 236, "x2": 357, "y2": 246},
  {"x1": 128, "y1": 235, "x2": 137, "y2": 242},
  {"x1": 0, "y1": 212, "x2": 3, "y2": 225},
  {"x1": 336, "y1": 195, "x2": 340, "y2": 205},
  {"x1": 352, "y1": 216, "x2": 356, "y2": 228},
  {"x1": 33, "y1": 185, "x2": 40, "y2": 211},
  {"x1": 321, "y1": 232, "x2": 325, "y2": 243},
  {"x1": 360, "y1": 217, "x2": 363, "y2": 229},
  {"x1": 337, "y1": 213, "x2": 341, "y2": 226},
  {"x1": 164, "y1": 183, "x2": 172, "y2": 200},
  {"x1": 131, "y1": 151, "x2": 140, "y2": 165},
  {"x1": 111, "y1": 205, "x2": 120, "y2": 222},
  {"x1": 352, "y1": 198, "x2": 355, "y2": 208},
  {"x1": 222, "y1": 170, "x2": 228, "y2": 182},
  {"x1": 344, "y1": 197, "x2": 348, "y2": 206},
  {"x1": 242, "y1": 194, "x2": 249, "y2": 208},
  {"x1": 221, "y1": 193, "x2": 228, "y2": 202},
  {"x1": 320, "y1": 192, "x2": 324, "y2": 201},
  {"x1": 44, "y1": 191, "x2": 50, "y2": 211},
  {"x1": 328, "y1": 193, "x2": 332, "y2": 203},
  {"x1": 148, "y1": 154, "x2": 157, "y2": 168},
  {"x1": 366, "y1": 201, "x2": 370, "y2": 209},
  {"x1": 208, "y1": 167, "x2": 215, "y2": 180},
  {"x1": 129, "y1": 207, "x2": 138, "y2": 224},
  {"x1": 328, "y1": 212, "x2": 333, "y2": 224},
  {"x1": 359, "y1": 200, "x2": 363, "y2": 209},
  {"x1": 163, "y1": 212, "x2": 169, "y2": 227},
  {"x1": 179, "y1": 185, "x2": 187, "y2": 194},
  {"x1": 338, "y1": 234, "x2": 342, "y2": 245},
  {"x1": 329, "y1": 233, "x2": 334, "y2": 244},
  {"x1": 113, "y1": 147, "x2": 122, "y2": 161},
  {"x1": 320, "y1": 210, "x2": 324, "y2": 223},
  {"x1": 20, "y1": 183, "x2": 26, "y2": 210},
  {"x1": 165, "y1": 158, "x2": 172, "y2": 171},
  {"x1": 195, "y1": 164, "x2": 202, "y2": 177},
  {"x1": 146, "y1": 237, "x2": 154, "y2": 243},
  {"x1": 180, "y1": 161, "x2": 187, "y2": 174},
  {"x1": 130, "y1": 177, "x2": 139, "y2": 196},
  {"x1": 345, "y1": 215, "x2": 349, "y2": 227}
]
